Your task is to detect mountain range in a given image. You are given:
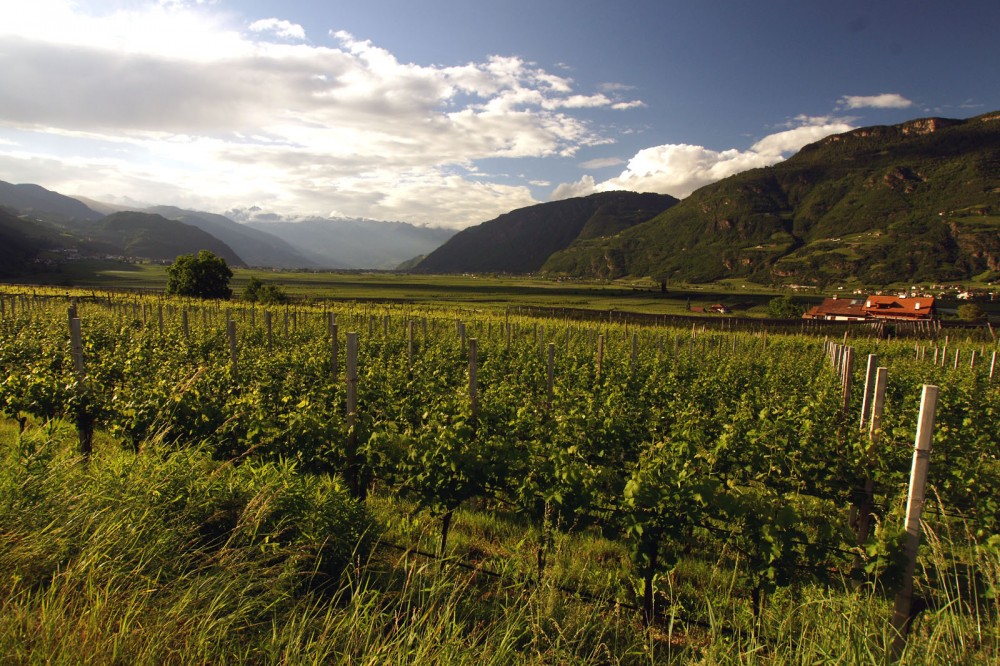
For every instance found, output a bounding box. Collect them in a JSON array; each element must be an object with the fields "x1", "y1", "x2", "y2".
[
  {"x1": 1, "y1": 110, "x2": 997, "y2": 285},
  {"x1": 0, "y1": 183, "x2": 455, "y2": 272},
  {"x1": 542, "y1": 112, "x2": 1000, "y2": 285}
]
